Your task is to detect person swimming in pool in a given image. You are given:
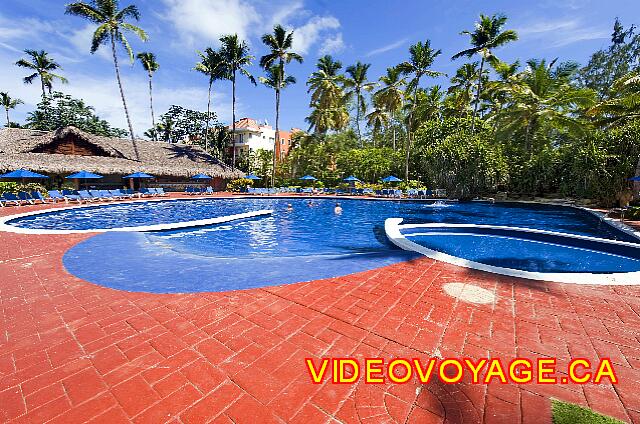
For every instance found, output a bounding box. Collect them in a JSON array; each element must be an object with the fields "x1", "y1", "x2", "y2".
[
  {"x1": 287, "y1": 203, "x2": 293, "y2": 211},
  {"x1": 334, "y1": 203, "x2": 343, "y2": 214},
  {"x1": 307, "y1": 200, "x2": 315, "y2": 207}
]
